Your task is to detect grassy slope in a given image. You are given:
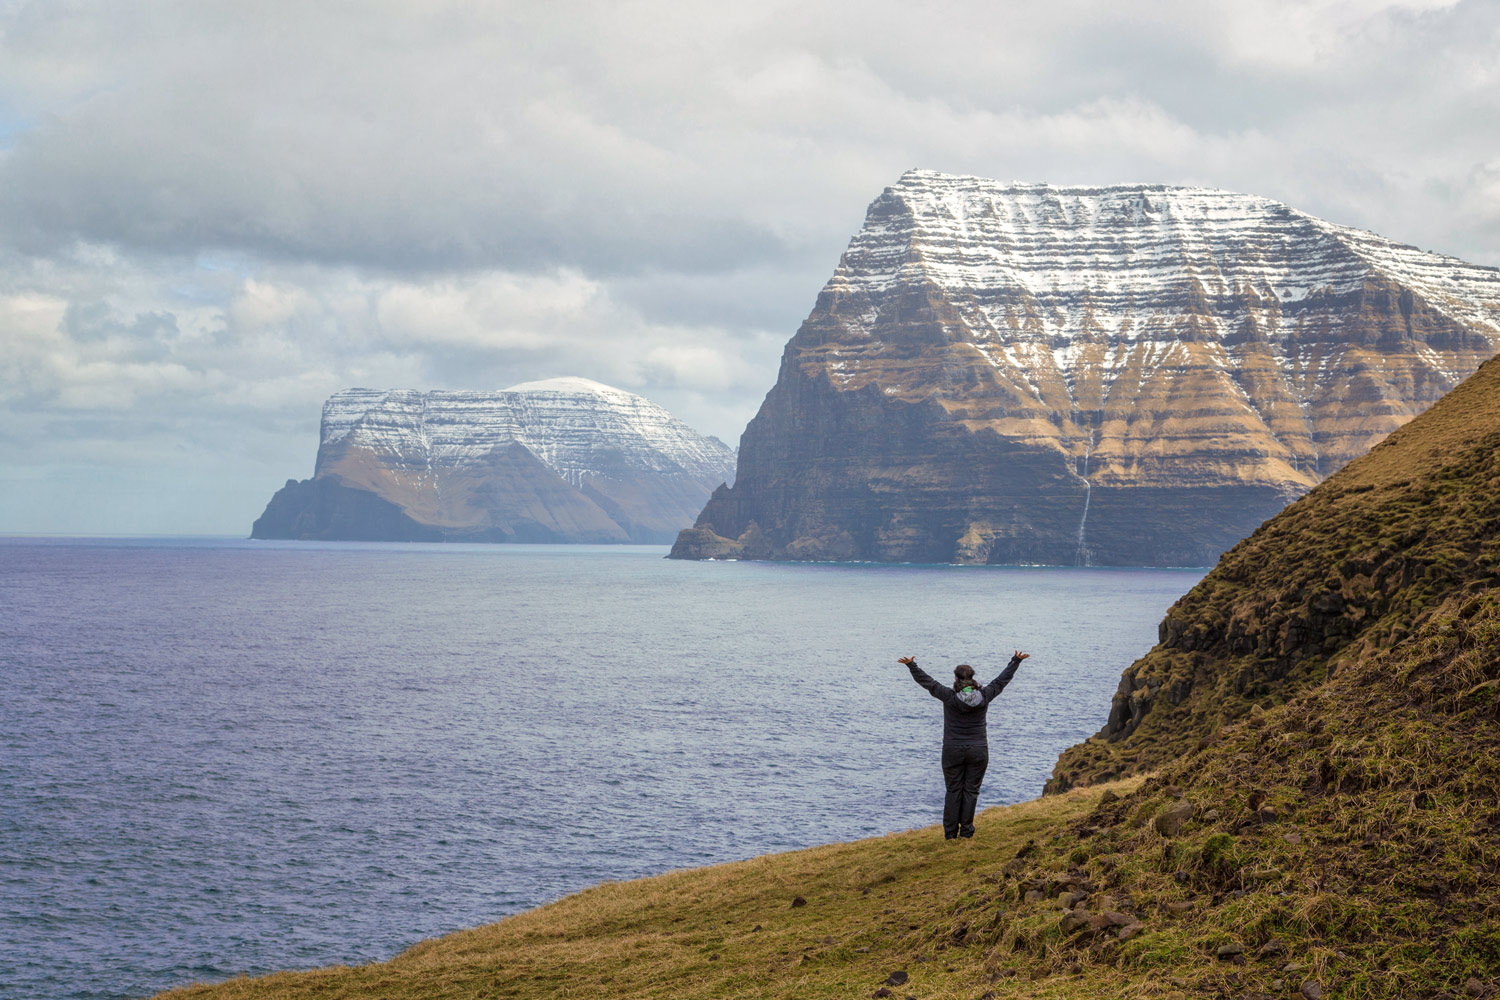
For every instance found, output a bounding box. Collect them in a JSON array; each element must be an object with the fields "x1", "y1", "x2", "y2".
[
  {"x1": 163, "y1": 360, "x2": 1500, "y2": 1000},
  {"x1": 159, "y1": 782, "x2": 1157, "y2": 1000}
]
